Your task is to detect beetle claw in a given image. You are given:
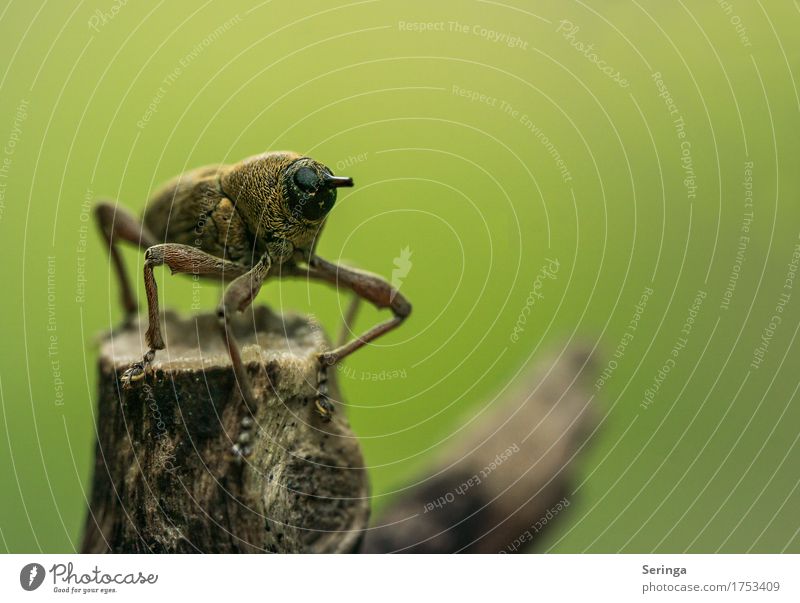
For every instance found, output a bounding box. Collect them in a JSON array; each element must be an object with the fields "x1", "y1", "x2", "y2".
[
  {"x1": 121, "y1": 362, "x2": 146, "y2": 388},
  {"x1": 121, "y1": 349, "x2": 156, "y2": 388},
  {"x1": 314, "y1": 394, "x2": 334, "y2": 422},
  {"x1": 314, "y1": 359, "x2": 335, "y2": 421}
]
